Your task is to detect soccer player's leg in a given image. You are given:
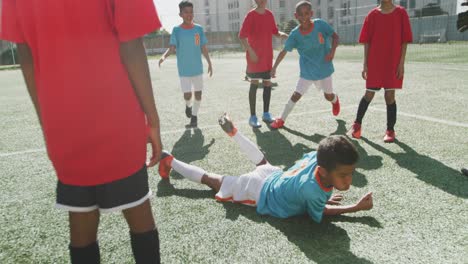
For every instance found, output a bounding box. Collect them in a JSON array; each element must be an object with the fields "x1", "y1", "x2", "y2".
[
  {"x1": 271, "y1": 78, "x2": 311, "y2": 129},
  {"x1": 384, "y1": 89, "x2": 397, "y2": 143},
  {"x1": 248, "y1": 73, "x2": 261, "y2": 128},
  {"x1": 68, "y1": 210, "x2": 101, "y2": 264},
  {"x1": 191, "y1": 75, "x2": 204, "y2": 127},
  {"x1": 181, "y1": 77, "x2": 193, "y2": 119},
  {"x1": 351, "y1": 89, "x2": 377, "y2": 139},
  {"x1": 262, "y1": 75, "x2": 274, "y2": 123},
  {"x1": 319, "y1": 76, "x2": 340, "y2": 116},
  {"x1": 218, "y1": 113, "x2": 268, "y2": 166}
]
